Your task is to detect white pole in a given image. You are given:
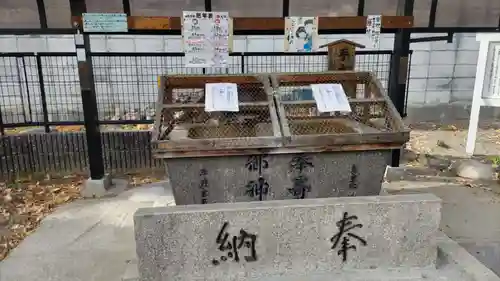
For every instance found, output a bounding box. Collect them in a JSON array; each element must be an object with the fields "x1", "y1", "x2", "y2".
[{"x1": 466, "y1": 39, "x2": 490, "y2": 155}]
